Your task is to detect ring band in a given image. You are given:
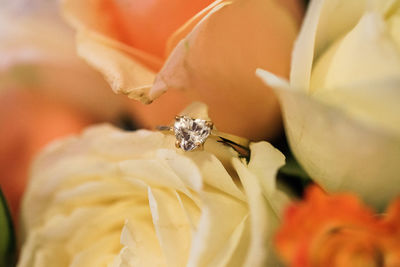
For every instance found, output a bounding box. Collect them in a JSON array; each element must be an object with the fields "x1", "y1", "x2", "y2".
[{"x1": 157, "y1": 115, "x2": 250, "y2": 158}]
